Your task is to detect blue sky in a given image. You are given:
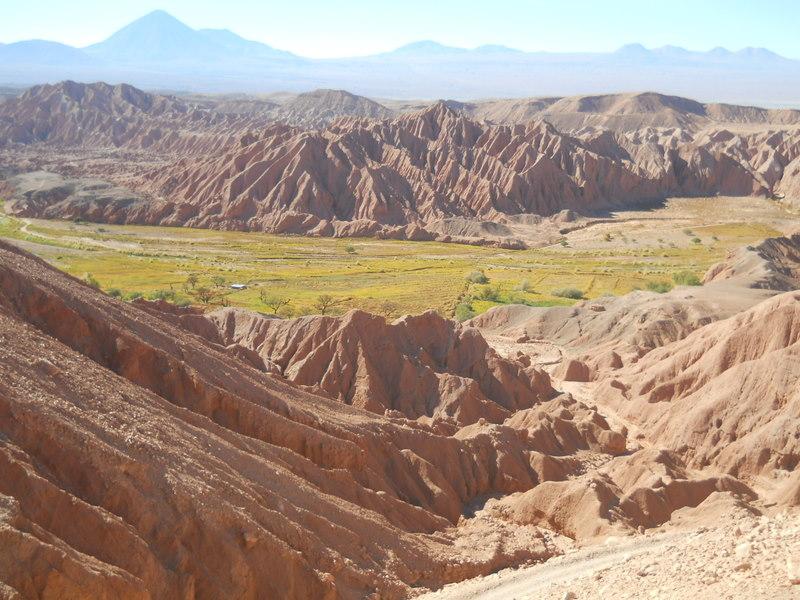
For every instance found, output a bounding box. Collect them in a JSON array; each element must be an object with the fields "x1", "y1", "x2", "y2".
[{"x1": 2, "y1": 0, "x2": 799, "y2": 59}]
